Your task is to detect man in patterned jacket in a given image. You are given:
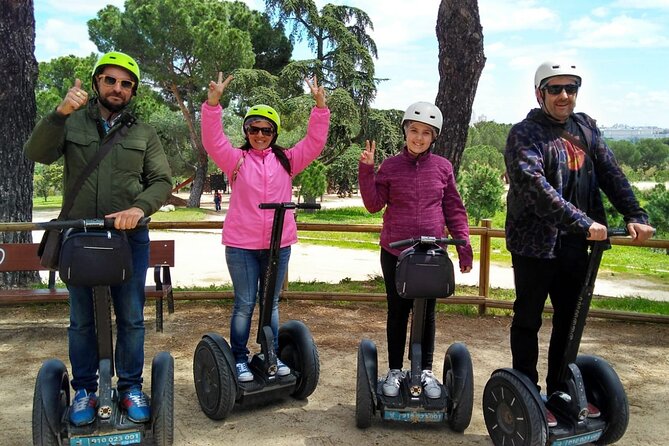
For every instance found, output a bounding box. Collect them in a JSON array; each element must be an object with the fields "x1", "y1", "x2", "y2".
[{"x1": 504, "y1": 60, "x2": 654, "y2": 426}]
